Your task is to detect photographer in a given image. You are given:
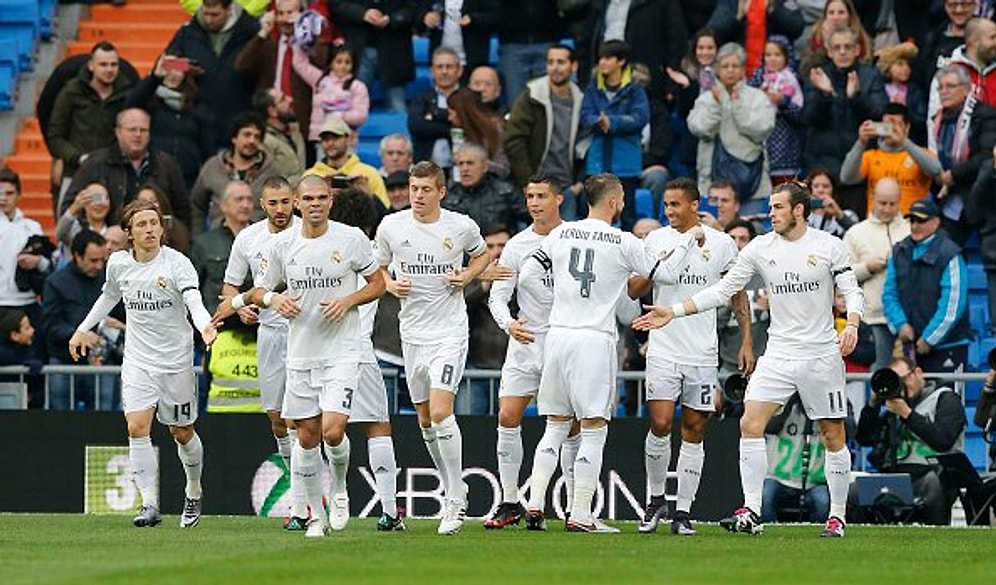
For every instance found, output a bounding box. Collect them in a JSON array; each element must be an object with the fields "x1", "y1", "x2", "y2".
[
  {"x1": 855, "y1": 356, "x2": 967, "y2": 525},
  {"x1": 975, "y1": 354, "x2": 996, "y2": 472}
]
